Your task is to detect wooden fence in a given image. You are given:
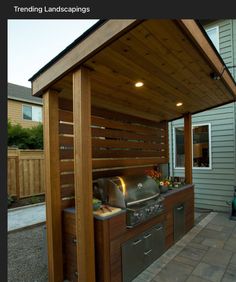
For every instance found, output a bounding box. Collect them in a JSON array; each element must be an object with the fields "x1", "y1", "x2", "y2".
[{"x1": 8, "y1": 149, "x2": 45, "y2": 198}]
